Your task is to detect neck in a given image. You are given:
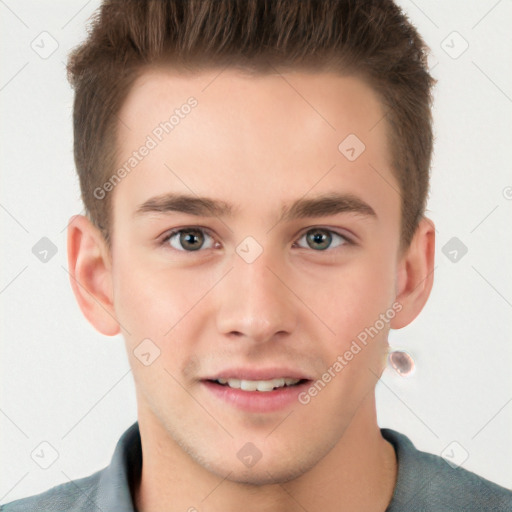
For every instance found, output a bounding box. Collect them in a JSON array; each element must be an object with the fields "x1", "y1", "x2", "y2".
[{"x1": 134, "y1": 394, "x2": 397, "y2": 512}]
